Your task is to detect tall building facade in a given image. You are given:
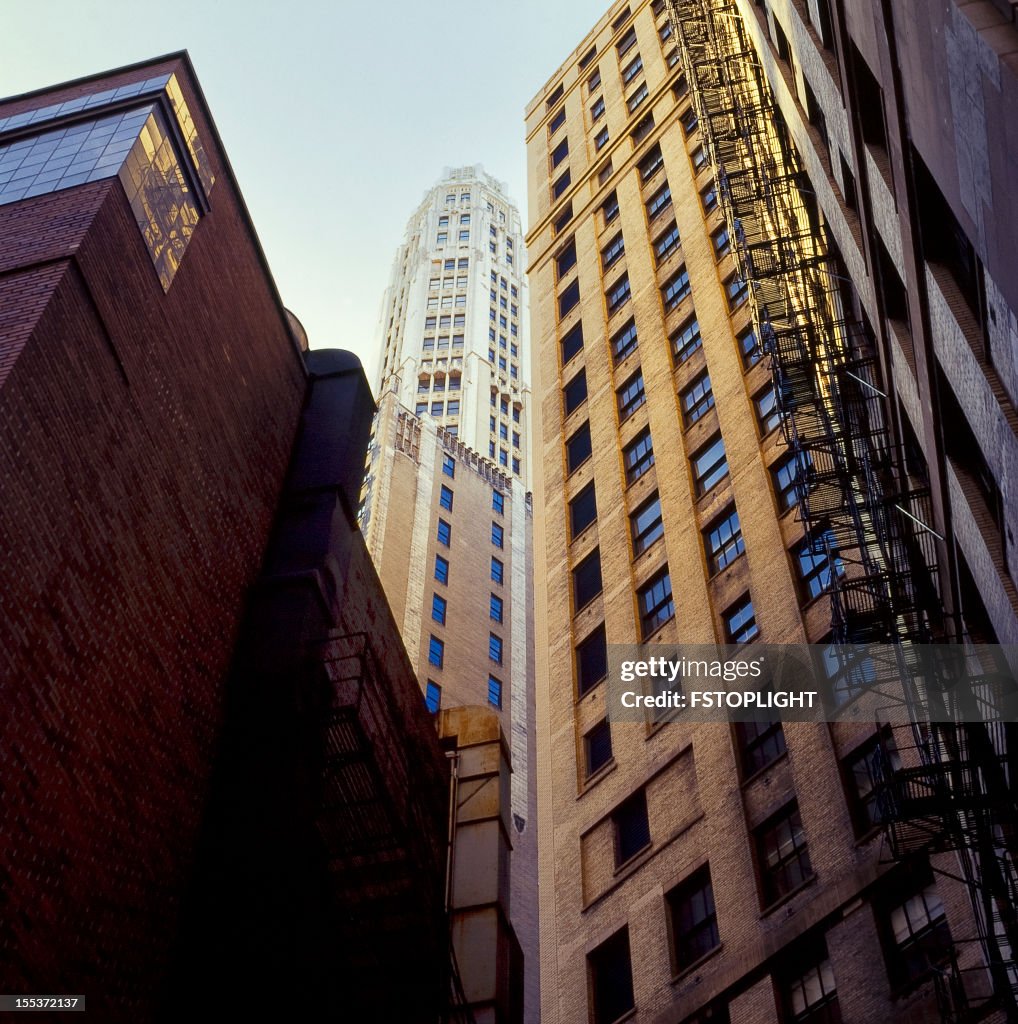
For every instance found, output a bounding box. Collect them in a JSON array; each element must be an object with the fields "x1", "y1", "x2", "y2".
[
  {"x1": 526, "y1": 1, "x2": 1016, "y2": 1023},
  {"x1": 361, "y1": 166, "x2": 539, "y2": 1022}
]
